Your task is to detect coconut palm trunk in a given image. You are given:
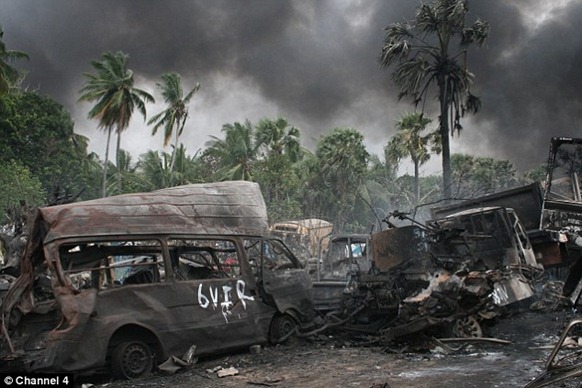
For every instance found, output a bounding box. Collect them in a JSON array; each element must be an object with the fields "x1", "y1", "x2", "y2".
[{"x1": 102, "y1": 127, "x2": 112, "y2": 197}]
